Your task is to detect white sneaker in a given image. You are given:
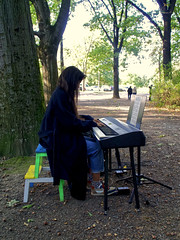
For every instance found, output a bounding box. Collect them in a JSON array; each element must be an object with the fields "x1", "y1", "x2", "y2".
[{"x1": 91, "y1": 182, "x2": 117, "y2": 196}]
